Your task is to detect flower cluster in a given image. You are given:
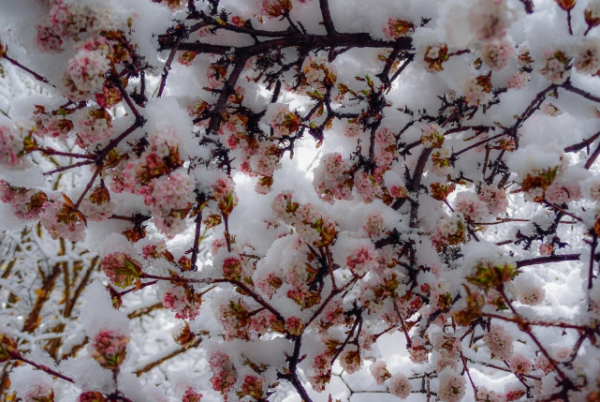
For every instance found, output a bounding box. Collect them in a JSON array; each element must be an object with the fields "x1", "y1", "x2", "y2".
[
  {"x1": 0, "y1": 126, "x2": 26, "y2": 169},
  {"x1": 209, "y1": 351, "x2": 237, "y2": 395},
  {"x1": 468, "y1": 0, "x2": 515, "y2": 42},
  {"x1": 480, "y1": 38, "x2": 514, "y2": 71},
  {"x1": 39, "y1": 193, "x2": 87, "y2": 242},
  {"x1": 100, "y1": 252, "x2": 143, "y2": 288},
  {"x1": 91, "y1": 330, "x2": 129, "y2": 370},
  {"x1": 388, "y1": 373, "x2": 412, "y2": 399},
  {"x1": 437, "y1": 369, "x2": 466, "y2": 402},
  {"x1": 61, "y1": 37, "x2": 112, "y2": 102},
  {"x1": 181, "y1": 386, "x2": 202, "y2": 402},
  {"x1": 272, "y1": 192, "x2": 338, "y2": 247},
  {"x1": 301, "y1": 56, "x2": 336, "y2": 92},
  {"x1": 484, "y1": 324, "x2": 513, "y2": 360},
  {"x1": 265, "y1": 103, "x2": 301, "y2": 138},
  {"x1": 162, "y1": 284, "x2": 201, "y2": 320},
  {"x1": 73, "y1": 108, "x2": 115, "y2": 148},
  {"x1": 313, "y1": 153, "x2": 353, "y2": 203},
  {"x1": 464, "y1": 75, "x2": 492, "y2": 106},
  {"x1": 141, "y1": 170, "x2": 196, "y2": 238},
  {"x1": 538, "y1": 50, "x2": 571, "y2": 85},
  {"x1": 421, "y1": 123, "x2": 445, "y2": 148},
  {"x1": 0, "y1": 180, "x2": 47, "y2": 220}
]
